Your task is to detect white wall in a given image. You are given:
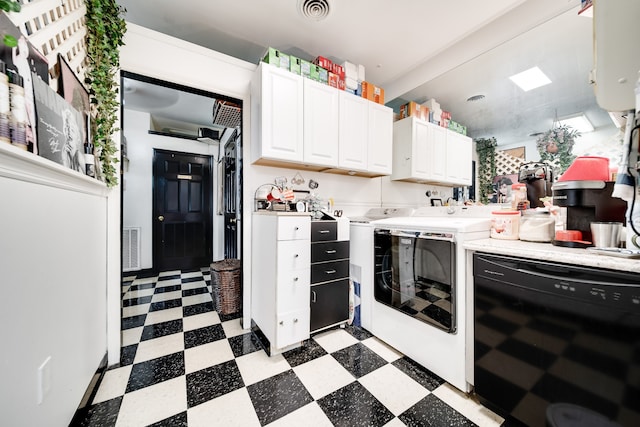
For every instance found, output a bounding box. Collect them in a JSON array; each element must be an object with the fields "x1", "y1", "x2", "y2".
[
  {"x1": 0, "y1": 148, "x2": 108, "y2": 426},
  {"x1": 122, "y1": 109, "x2": 220, "y2": 269}
]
